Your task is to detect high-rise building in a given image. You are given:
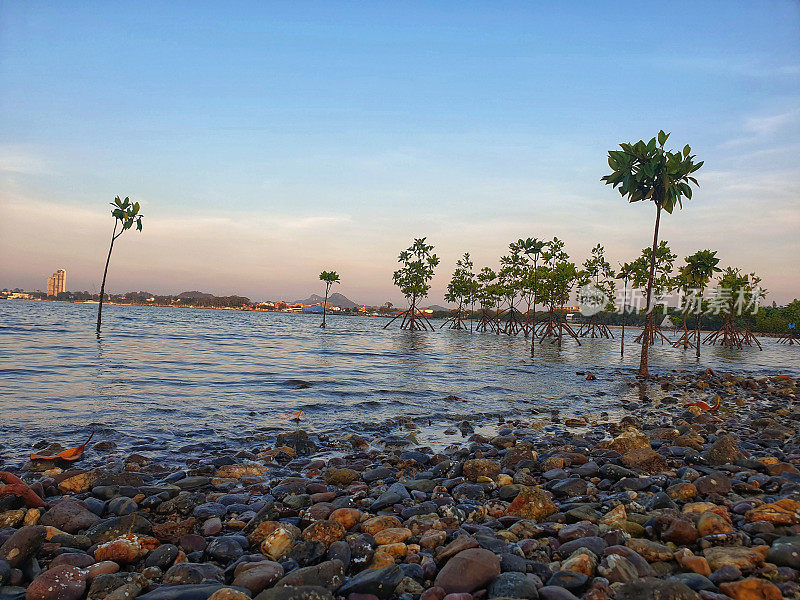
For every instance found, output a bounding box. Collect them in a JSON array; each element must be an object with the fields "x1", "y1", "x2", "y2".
[{"x1": 47, "y1": 269, "x2": 66, "y2": 296}]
